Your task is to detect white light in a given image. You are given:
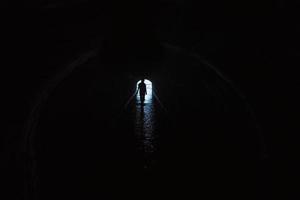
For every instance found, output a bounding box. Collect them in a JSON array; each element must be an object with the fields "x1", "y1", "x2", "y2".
[{"x1": 136, "y1": 79, "x2": 153, "y2": 103}]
